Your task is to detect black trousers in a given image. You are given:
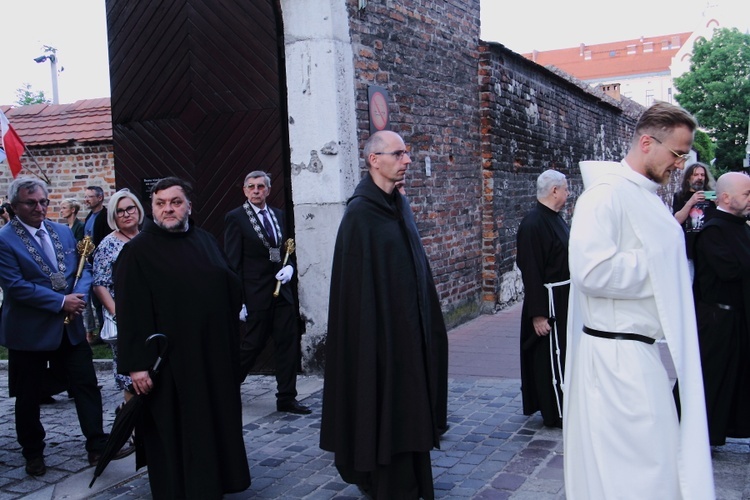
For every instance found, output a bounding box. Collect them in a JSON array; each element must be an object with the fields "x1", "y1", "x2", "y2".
[
  {"x1": 239, "y1": 301, "x2": 299, "y2": 402},
  {"x1": 9, "y1": 332, "x2": 107, "y2": 459}
]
